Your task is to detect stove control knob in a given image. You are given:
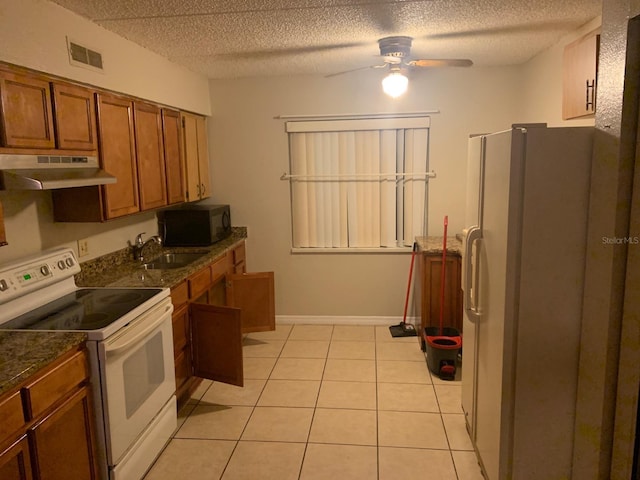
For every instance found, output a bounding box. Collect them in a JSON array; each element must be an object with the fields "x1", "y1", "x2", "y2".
[
  {"x1": 65, "y1": 258, "x2": 74, "y2": 267},
  {"x1": 40, "y1": 265, "x2": 50, "y2": 276},
  {"x1": 0, "y1": 279, "x2": 7, "y2": 291},
  {"x1": 58, "y1": 260, "x2": 66, "y2": 270}
]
